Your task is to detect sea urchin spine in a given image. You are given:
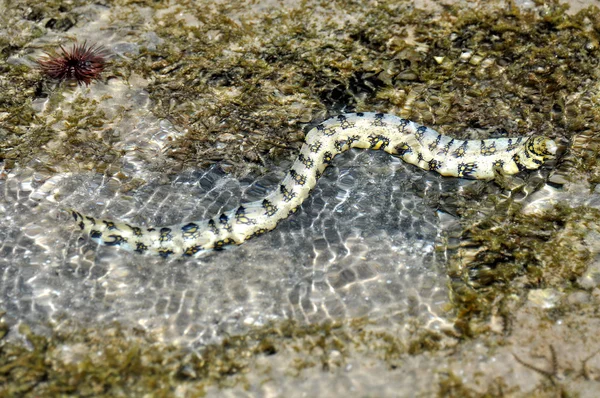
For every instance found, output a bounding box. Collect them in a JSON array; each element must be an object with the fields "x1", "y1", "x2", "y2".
[{"x1": 37, "y1": 41, "x2": 107, "y2": 86}]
